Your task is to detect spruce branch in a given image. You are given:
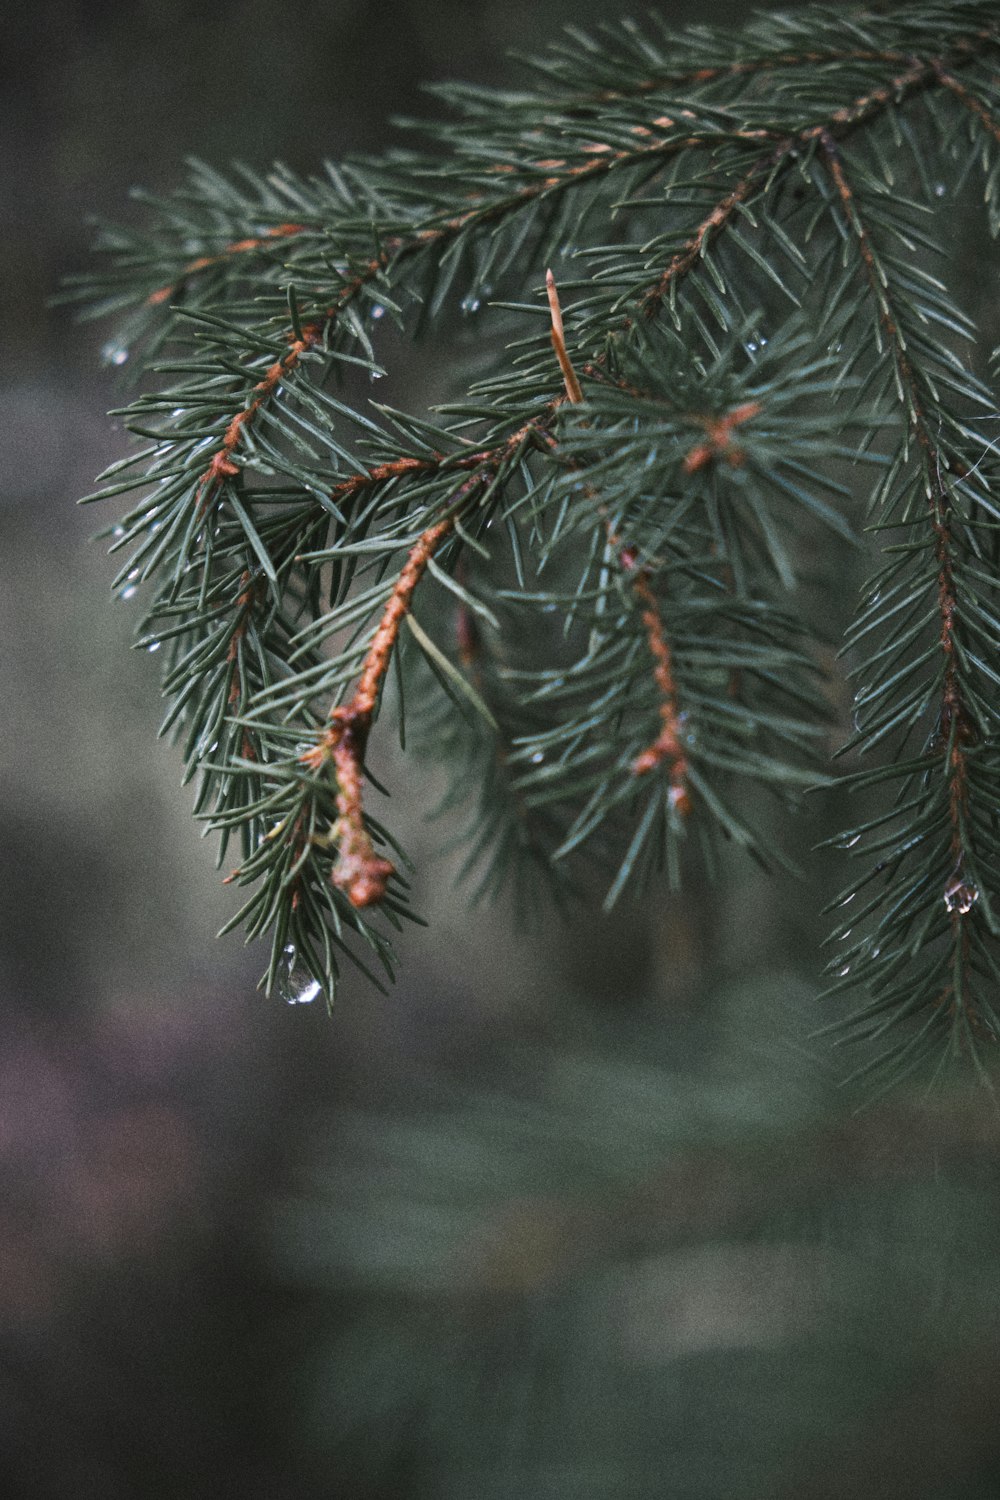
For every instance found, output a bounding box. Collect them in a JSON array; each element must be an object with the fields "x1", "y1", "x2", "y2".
[{"x1": 72, "y1": 0, "x2": 1000, "y2": 1074}]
